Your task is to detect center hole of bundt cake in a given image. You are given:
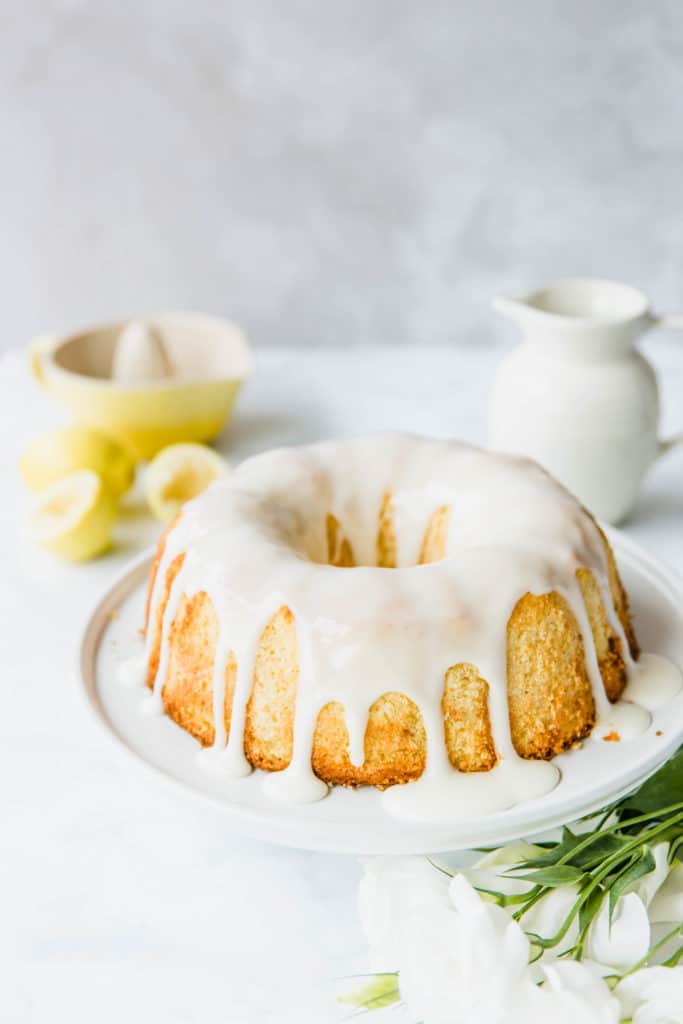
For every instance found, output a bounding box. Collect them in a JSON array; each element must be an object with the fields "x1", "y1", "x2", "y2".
[{"x1": 322, "y1": 500, "x2": 450, "y2": 569}]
